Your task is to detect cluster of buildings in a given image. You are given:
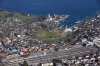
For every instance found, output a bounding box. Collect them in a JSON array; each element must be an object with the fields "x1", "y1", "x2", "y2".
[
  {"x1": 0, "y1": 15, "x2": 69, "y2": 65},
  {"x1": 41, "y1": 50, "x2": 100, "y2": 66},
  {"x1": 3, "y1": 46, "x2": 99, "y2": 66},
  {"x1": 0, "y1": 12, "x2": 99, "y2": 66},
  {"x1": 69, "y1": 14, "x2": 100, "y2": 47},
  {"x1": 62, "y1": 50, "x2": 100, "y2": 66}
]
